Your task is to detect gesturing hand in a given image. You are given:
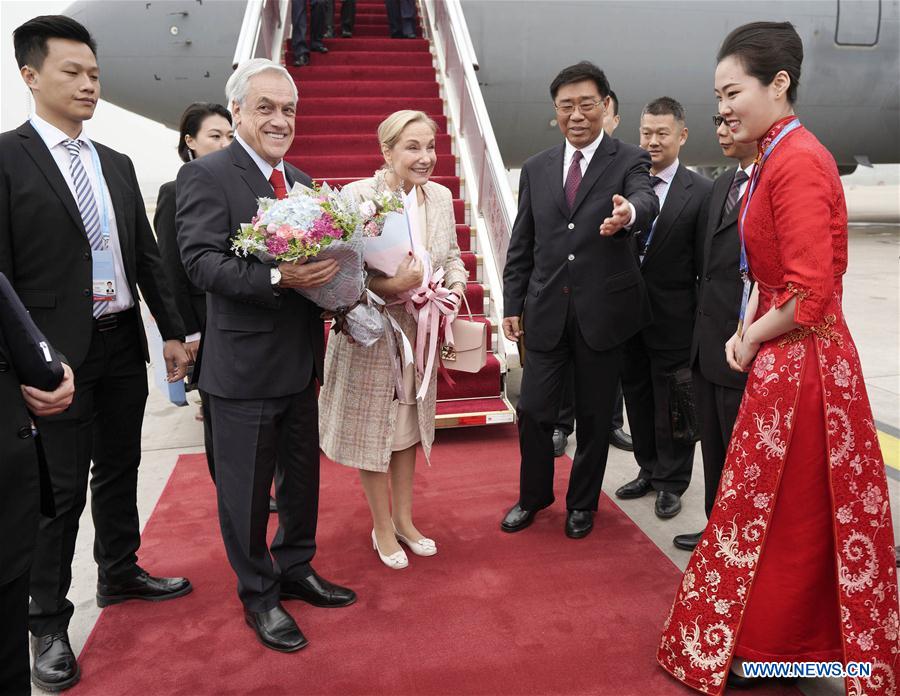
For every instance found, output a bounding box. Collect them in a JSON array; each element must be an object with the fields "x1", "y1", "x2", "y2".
[
  {"x1": 278, "y1": 258, "x2": 340, "y2": 289},
  {"x1": 21, "y1": 363, "x2": 75, "y2": 416},
  {"x1": 599, "y1": 194, "x2": 632, "y2": 236}
]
